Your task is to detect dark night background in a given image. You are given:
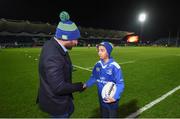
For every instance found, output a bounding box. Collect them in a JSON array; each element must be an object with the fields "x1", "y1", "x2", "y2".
[{"x1": 0, "y1": 0, "x2": 179, "y2": 41}]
